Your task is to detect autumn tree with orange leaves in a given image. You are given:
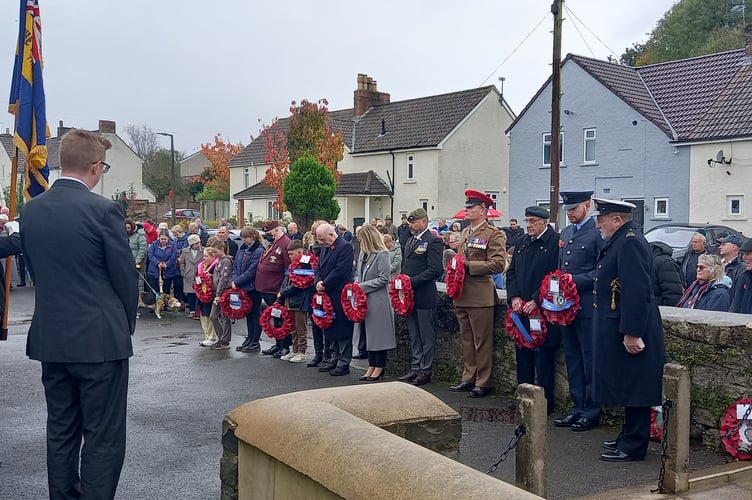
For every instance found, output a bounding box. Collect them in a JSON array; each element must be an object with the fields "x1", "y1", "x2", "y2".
[
  {"x1": 193, "y1": 134, "x2": 243, "y2": 200},
  {"x1": 262, "y1": 99, "x2": 344, "y2": 212}
]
